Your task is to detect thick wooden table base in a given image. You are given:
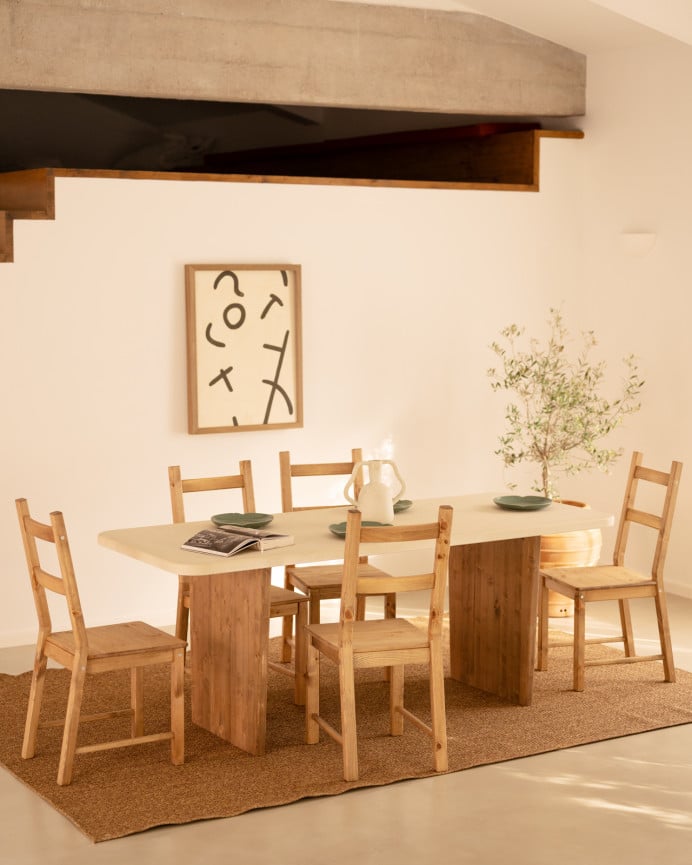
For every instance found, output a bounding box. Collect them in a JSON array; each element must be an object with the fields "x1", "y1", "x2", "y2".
[
  {"x1": 190, "y1": 569, "x2": 271, "y2": 754},
  {"x1": 98, "y1": 495, "x2": 612, "y2": 753},
  {"x1": 449, "y1": 537, "x2": 540, "y2": 706}
]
